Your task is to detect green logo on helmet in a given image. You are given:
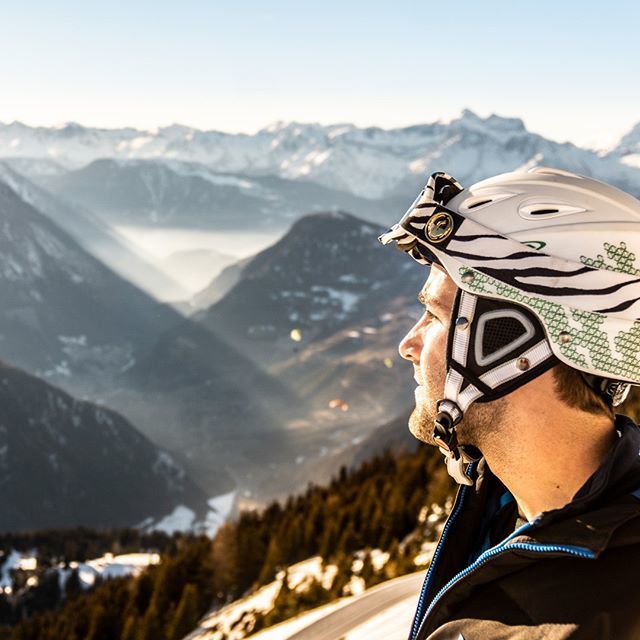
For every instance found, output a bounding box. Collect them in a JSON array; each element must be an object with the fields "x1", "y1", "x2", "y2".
[{"x1": 522, "y1": 240, "x2": 546, "y2": 250}]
